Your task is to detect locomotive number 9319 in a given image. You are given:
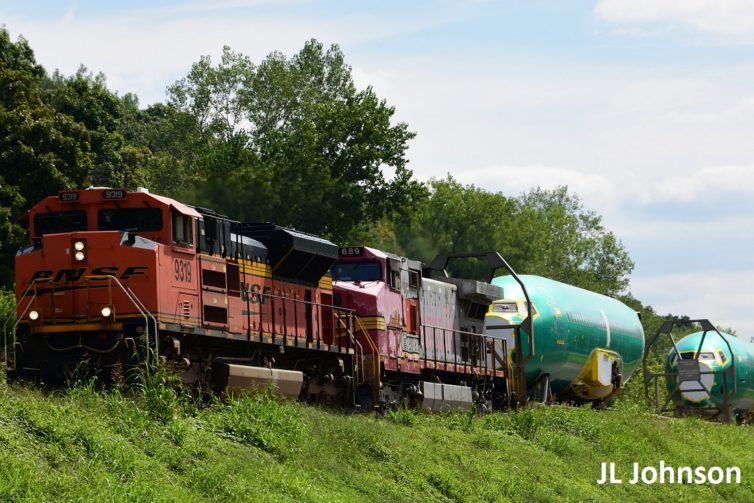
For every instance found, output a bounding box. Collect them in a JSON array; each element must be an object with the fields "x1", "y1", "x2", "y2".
[{"x1": 174, "y1": 258, "x2": 192, "y2": 283}]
